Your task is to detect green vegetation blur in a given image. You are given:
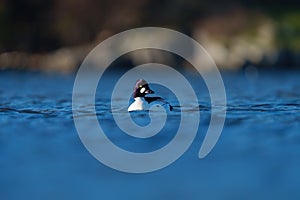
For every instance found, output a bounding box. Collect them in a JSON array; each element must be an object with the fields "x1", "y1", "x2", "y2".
[{"x1": 0, "y1": 0, "x2": 299, "y2": 71}]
